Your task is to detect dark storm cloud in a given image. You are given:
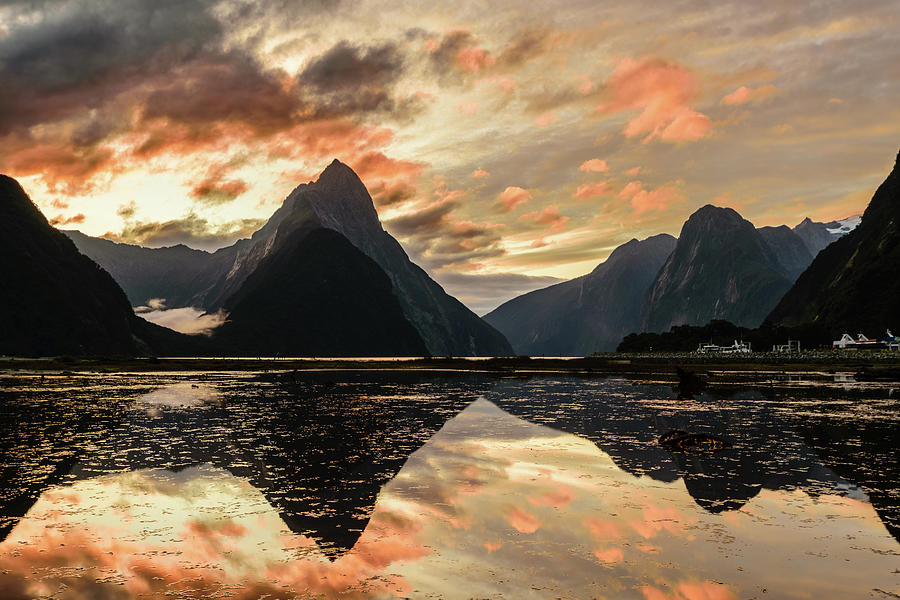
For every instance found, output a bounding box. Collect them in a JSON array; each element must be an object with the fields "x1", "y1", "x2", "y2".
[
  {"x1": 0, "y1": 0, "x2": 221, "y2": 93},
  {"x1": 298, "y1": 40, "x2": 424, "y2": 119},
  {"x1": 301, "y1": 41, "x2": 404, "y2": 92},
  {"x1": 385, "y1": 199, "x2": 458, "y2": 235}
]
